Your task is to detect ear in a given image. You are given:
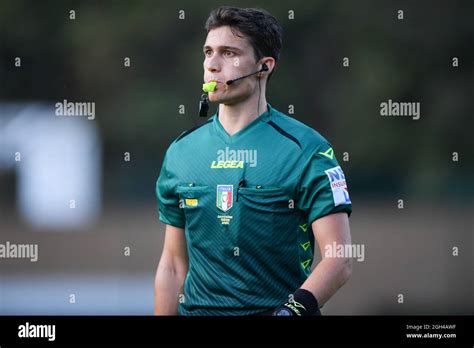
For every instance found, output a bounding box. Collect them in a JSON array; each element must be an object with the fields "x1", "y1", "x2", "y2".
[{"x1": 258, "y1": 57, "x2": 276, "y2": 78}]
